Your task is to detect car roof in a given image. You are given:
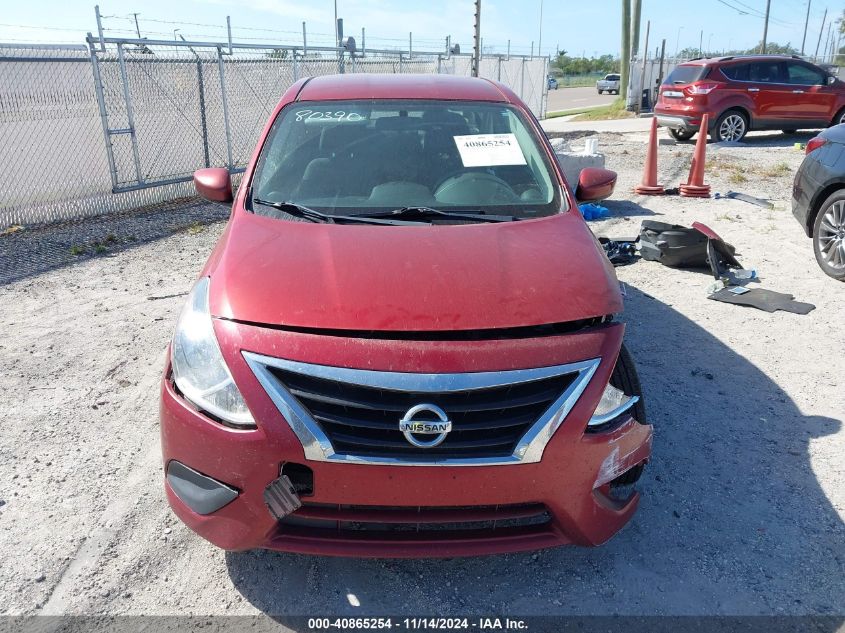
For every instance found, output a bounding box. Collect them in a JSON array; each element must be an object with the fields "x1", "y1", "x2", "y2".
[
  {"x1": 679, "y1": 54, "x2": 807, "y2": 66},
  {"x1": 295, "y1": 73, "x2": 511, "y2": 103}
]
